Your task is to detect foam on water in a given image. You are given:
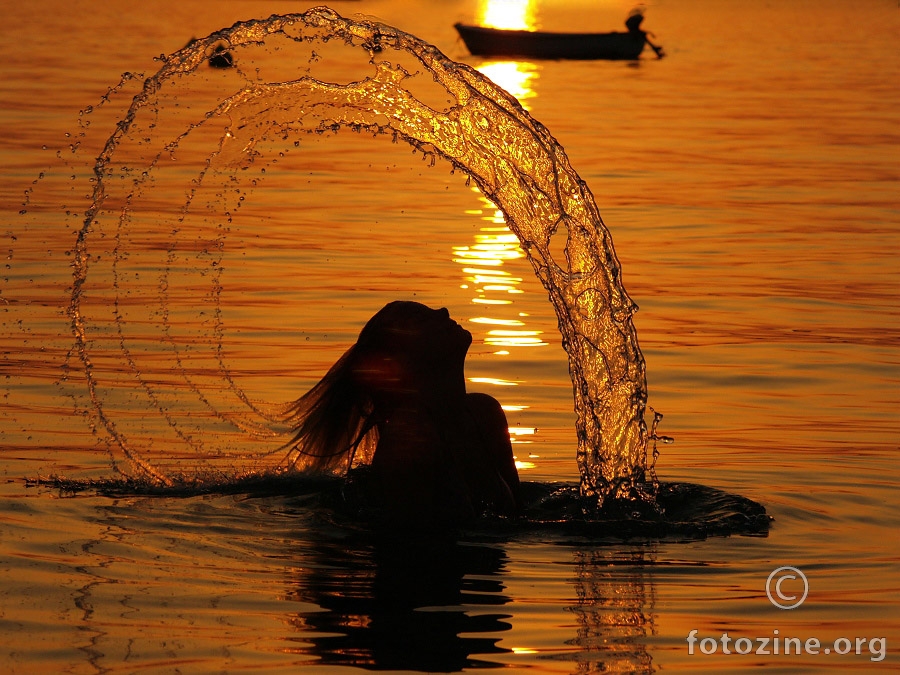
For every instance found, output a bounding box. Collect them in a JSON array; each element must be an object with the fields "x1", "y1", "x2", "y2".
[{"x1": 41, "y1": 7, "x2": 657, "y2": 503}]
